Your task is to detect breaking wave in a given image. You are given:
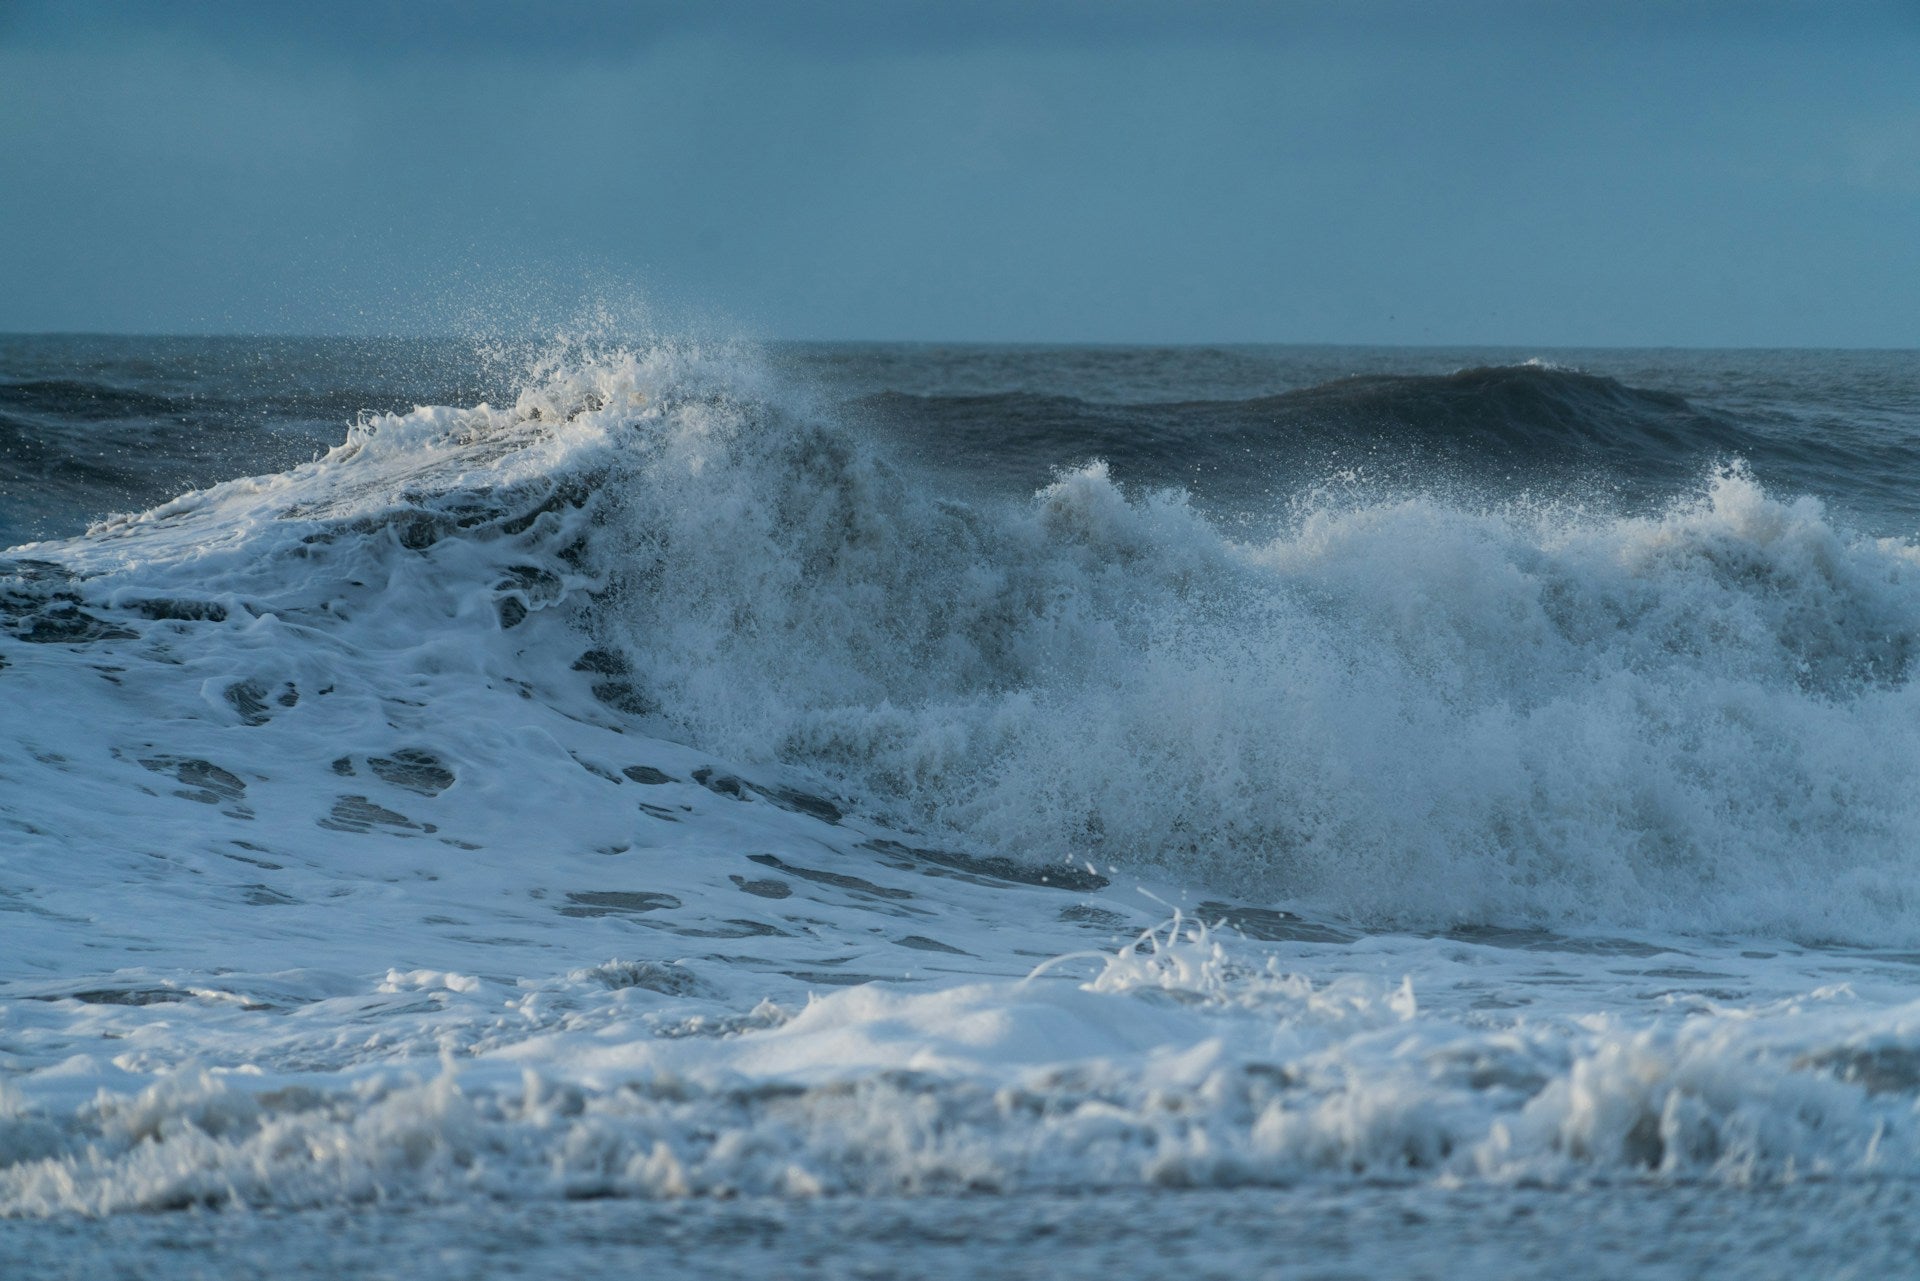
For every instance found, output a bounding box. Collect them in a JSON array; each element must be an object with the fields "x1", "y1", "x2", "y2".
[
  {"x1": 13, "y1": 341, "x2": 1920, "y2": 941},
  {"x1": 578, "y1": 347, "x2": 1920, "y2": 939}
]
